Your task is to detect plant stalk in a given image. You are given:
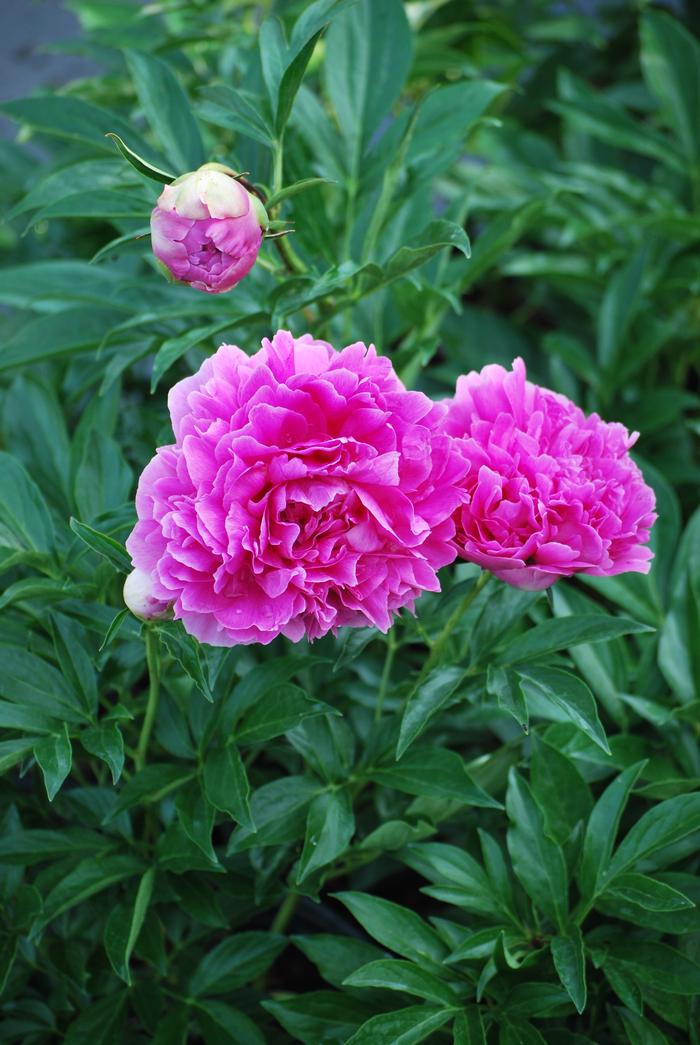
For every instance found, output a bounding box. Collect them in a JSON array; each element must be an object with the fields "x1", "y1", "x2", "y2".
[{"x1": 135, "y1": 627, "x2": 160, "y2": 772}]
